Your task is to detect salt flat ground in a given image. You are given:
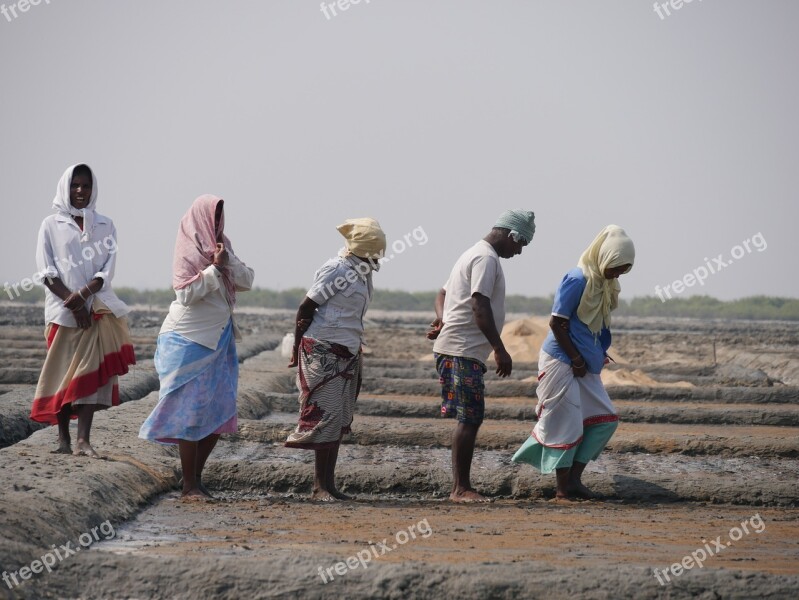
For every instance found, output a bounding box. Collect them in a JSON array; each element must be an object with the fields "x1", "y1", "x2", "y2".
[{"x1": 0, "y1": 307, "x2": 797, "y2": 599}]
